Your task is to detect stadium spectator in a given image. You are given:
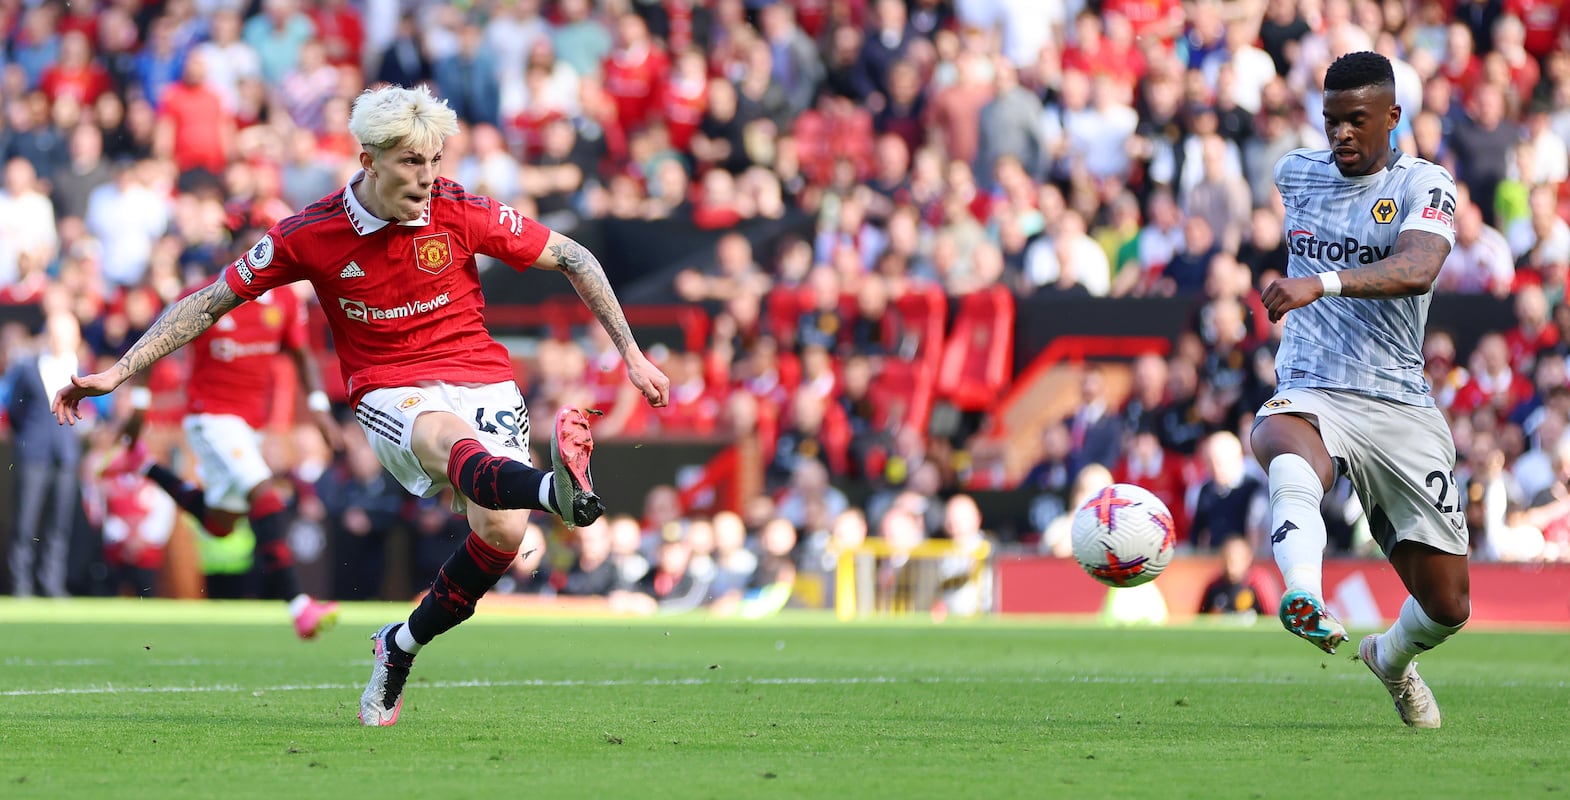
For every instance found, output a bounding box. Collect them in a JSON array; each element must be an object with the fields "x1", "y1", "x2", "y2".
[
  {"x1": 39, "y1": 30, "x2": 110, "y2": 107},
  {"x1": 156, "y1": 52, "x2": 234, "y2": 178},
  {"x1": 1450, "y1": 84, "x2": 1521, "y2": 226},
  {"x1": 374, "y1": 15, "x2": 432, "y2": 90},
  {"x1": 1197, "y1": 535, "x2": 1281, "y2": 615},
  {"x1": 616, "y1": 523, "x2": 711, "y2": 614},
  {"x1": 1162, "y1": 214, "x2": 1221, "y2": 296},
  {"x1": 1189, "y1": 431, "x2": 1269, "y2": 552},
  {"x1": 318, "y1": 427, "x2": 408, "y2": 601},
  {"x1": 1454, "y1": 332, "x2": 1537, "y2": 423},
  {"x1": 1184, "y1": 134, "x2": 1252, "y2": 255},
  {"x1": 936, "y1": 494, "x2": 993, "y2": 616},
  {"x1": 609, "y1": 512, "x2": 653, "y2": 592},
  {"x1": 559, "y1": 516, "x2": 618, "y2": 597},
  {"x1": 0, "y1": 157, "x2": 59, "y2": 286},
  {"x1": 1511, "y1": 437, "x2": 1570, "y2": 561},
  {"x1": 1065, "y1": 366, "x2": 1124, "y2": 475},
  {"x1": 6, "y1": 313, "x2": 83, "y2": 598},
  {"x1": 1115, "y1": 420, "x2": 1193, "y2": 542},
  {"x1": 50, "y1": 124, "x2": 112, "y2": 224},
  {"x1": 712, "y1": 515, "x2": 797, "y2": 618},
  {"x1": 974, "y1": 61, "x2": 1044, "y2": 184}
]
